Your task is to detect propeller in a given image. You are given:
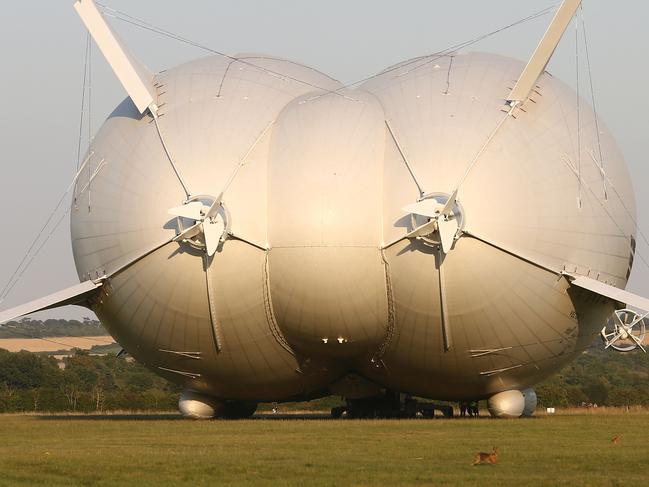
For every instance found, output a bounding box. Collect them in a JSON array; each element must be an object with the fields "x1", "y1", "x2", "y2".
[
  {"x1": 166, "y1": 120, "x2": 273, "y2": 258},
  {"x1": 167, "y1": 194, "x2": 229, "y2": 352},
  {"x1": 601, "y1": 309, "x2": 647, "y2": 353},
  {"x1": 402, "y1": 190, "x2": 461, "y2": 254},
  {"x1": 75, "y1": 1, "x2": 276, "y2": 353},
  {"x1": 399, "y1": 191, "x2": 462, "y2": 351},
  {"x1": 168, "y1": 193, "x2": 227, "y2": 257},
  {"x1": 164, "y1": 123, "x2": 273, "y2": 354}
]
